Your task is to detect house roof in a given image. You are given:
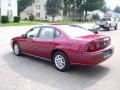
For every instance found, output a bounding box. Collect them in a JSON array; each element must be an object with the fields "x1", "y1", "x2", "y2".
[
  {"x1": 106, "y1": 11, "x2": 120, "y2": 17},
  {"x1": 20, "y1": 0, "x2": 47, "y2": 13}
]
